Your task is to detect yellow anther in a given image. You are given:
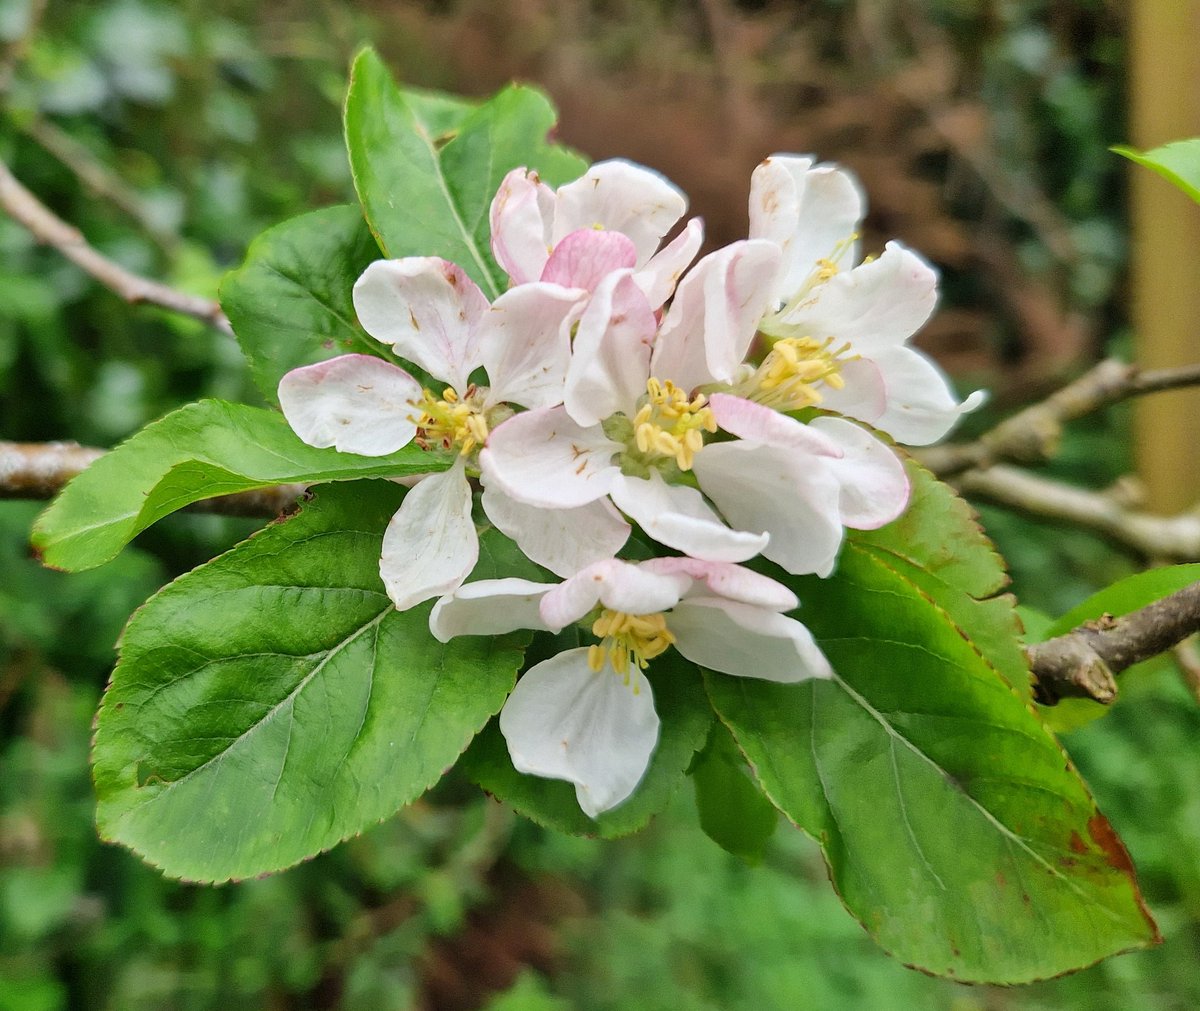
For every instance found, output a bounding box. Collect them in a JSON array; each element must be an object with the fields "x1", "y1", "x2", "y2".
[
  {"x1": 736, "y1": 337, "x2": 857, "y2": 412},
  {"x1": 587, "y1": 608, "x2": 675, "y2": 682},
  {"x1": 630, "y1": 377, "x2": 717, "y2": 471},
  {"x1": 409, "y1": 385, "x2": 490, "y2": 456}
]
